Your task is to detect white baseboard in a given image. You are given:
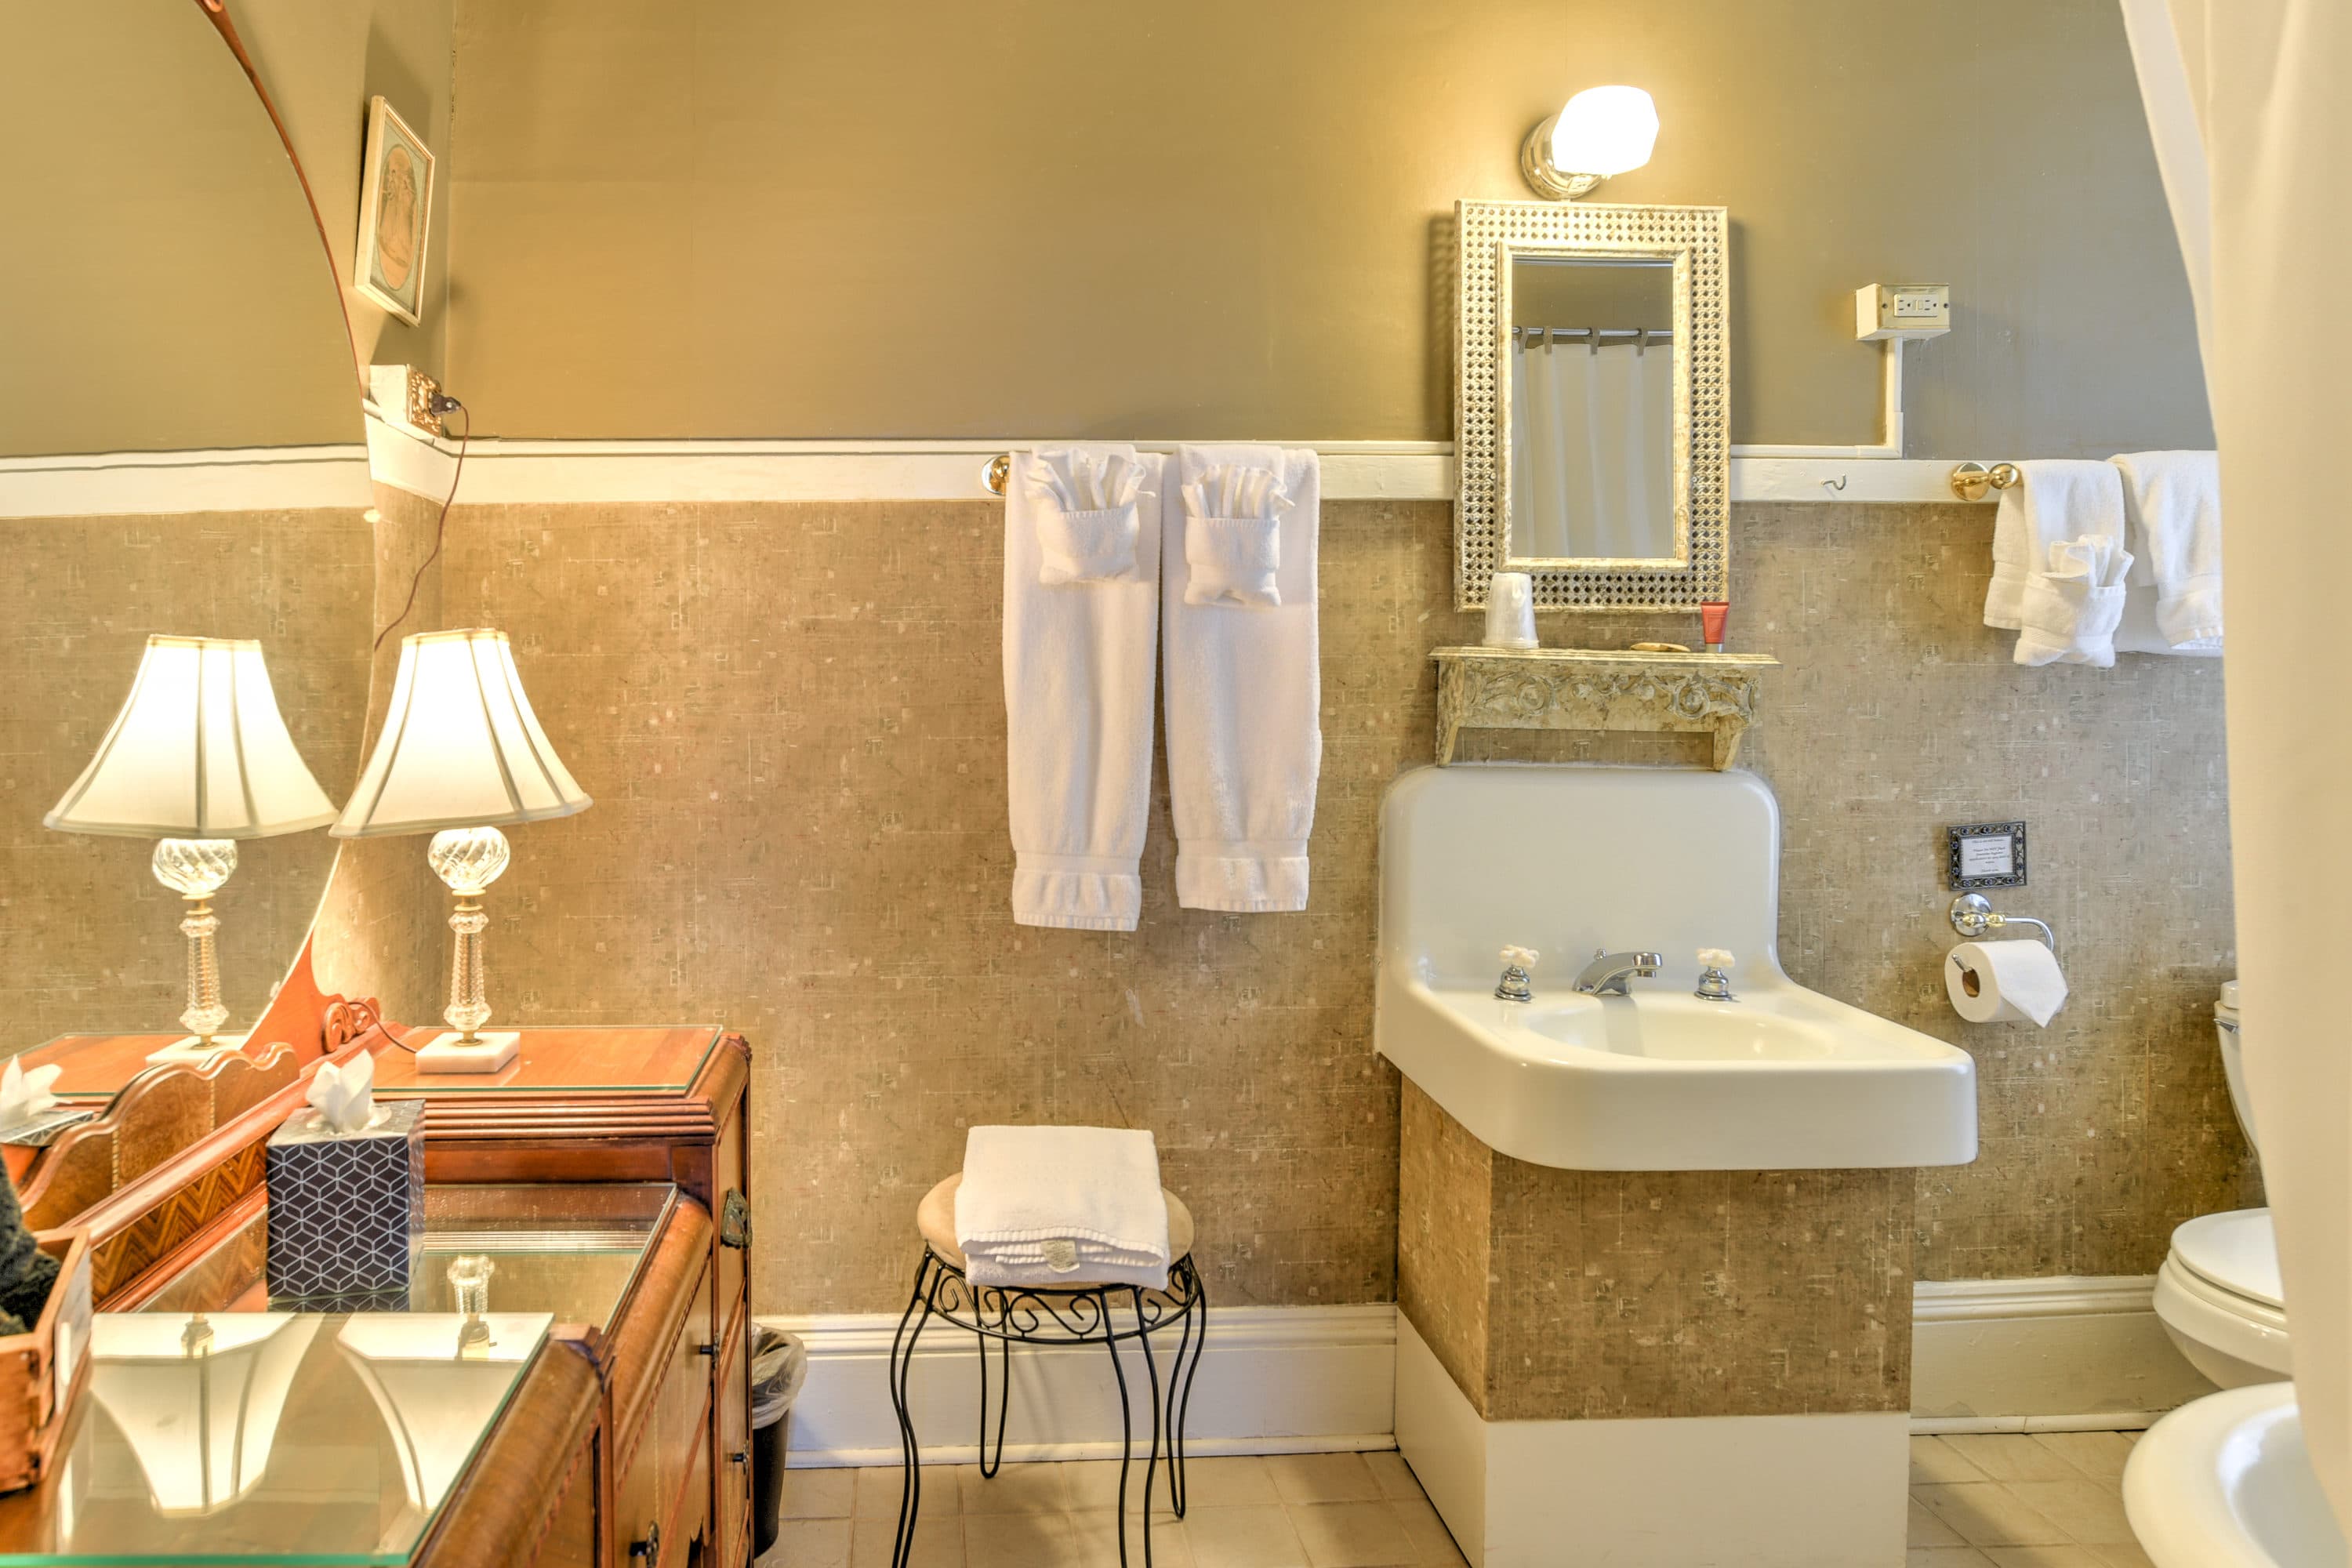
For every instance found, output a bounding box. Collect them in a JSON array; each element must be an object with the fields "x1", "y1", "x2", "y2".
[
  {"x1": 764, "y1": 1303, "x2": 1396, "y2": 1469},
  {"x1": 1911, "y1": 1275, "x2": 2217, "y2": 1427},
  {"x1": 1398, "y1": 1315, "x2": 1907, "y2": 1568}
]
